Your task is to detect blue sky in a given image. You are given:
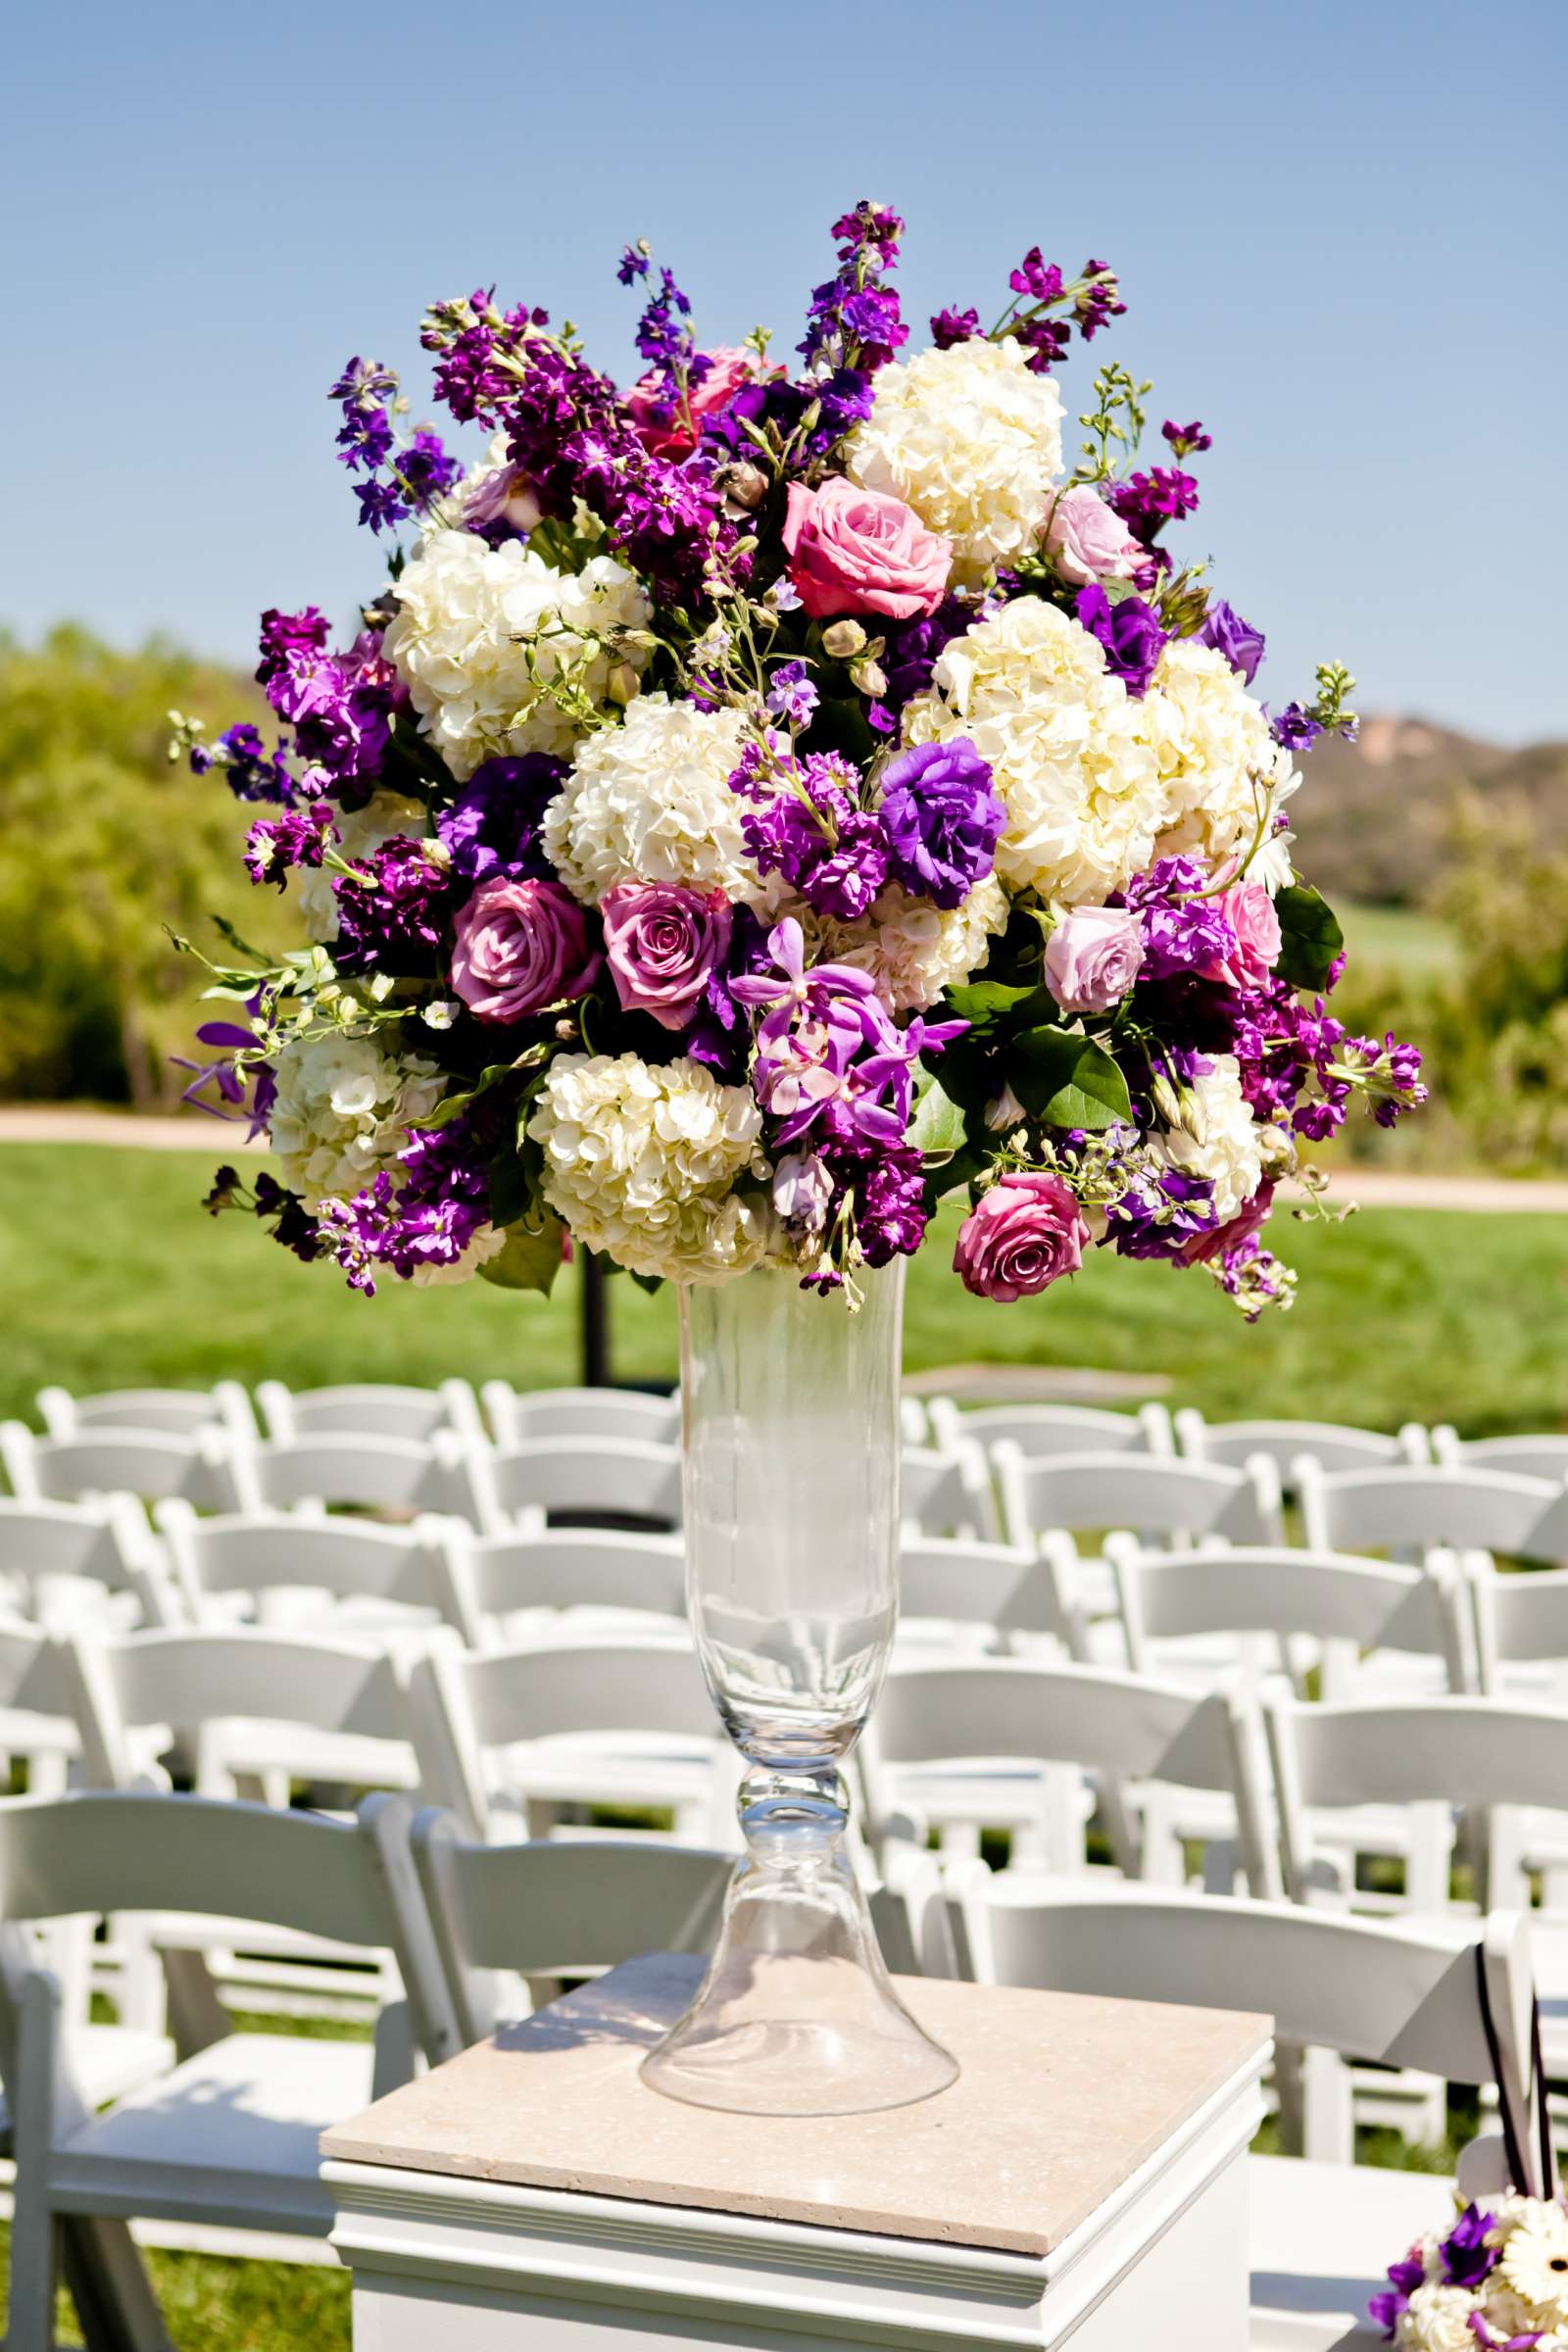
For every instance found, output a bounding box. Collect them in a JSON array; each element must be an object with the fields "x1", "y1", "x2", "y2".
[{"x1": 6, "y1": 0, "x2": 1564, "y2": 742}]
